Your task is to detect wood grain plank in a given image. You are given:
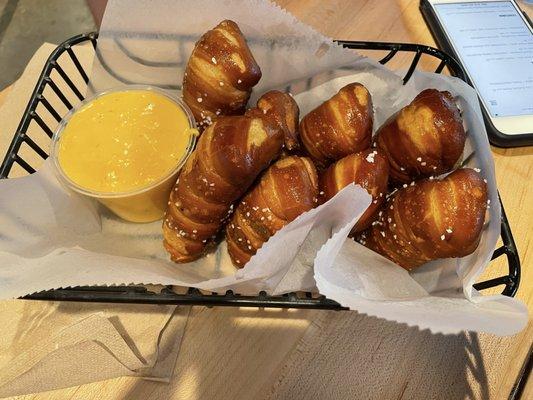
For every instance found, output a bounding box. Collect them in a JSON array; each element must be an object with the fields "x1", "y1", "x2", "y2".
[{"x1": 0, "y1": 85, "x2": 12, "y2": 105}]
